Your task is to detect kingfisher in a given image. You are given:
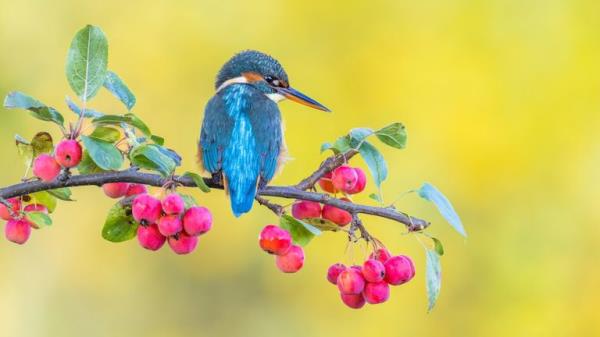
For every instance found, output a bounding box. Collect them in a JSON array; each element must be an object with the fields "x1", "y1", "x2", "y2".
[{"x1": 198, "y1": 50, "x2": 330, "y2": 217}]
